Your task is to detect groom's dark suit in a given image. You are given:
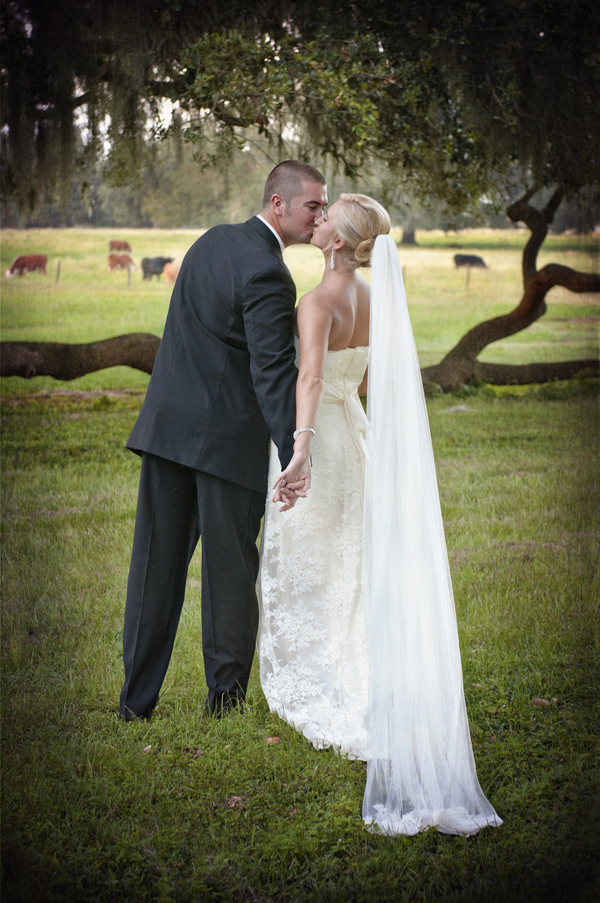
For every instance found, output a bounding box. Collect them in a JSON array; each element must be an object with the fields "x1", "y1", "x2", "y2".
[{"x1": 120, "y1": 217, "x2": 297, "y2": 718}]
